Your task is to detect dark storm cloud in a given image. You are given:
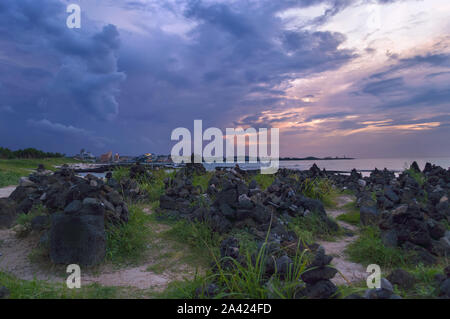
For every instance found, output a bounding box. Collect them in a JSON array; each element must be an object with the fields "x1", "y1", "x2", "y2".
[
  {"x1": 0, "y1": 0, "x2": 125, "y2": 125},
  {"x1": 0, "y1": 0, "x2": 444, "y2": 156},
  {"x1": 116, "y1": 0, "x2": 357, "y2": 137}
]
